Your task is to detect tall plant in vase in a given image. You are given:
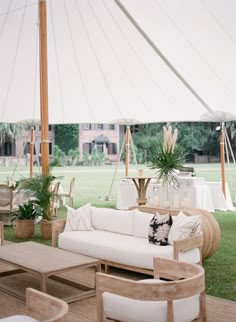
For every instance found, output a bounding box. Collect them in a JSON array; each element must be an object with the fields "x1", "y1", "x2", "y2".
[
  {"x1": 149, "y1": 126, "x2": 185, "y2": 206},
  {"x1": 17, "y1": 168, "x2": 61, "y2": 240}
]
